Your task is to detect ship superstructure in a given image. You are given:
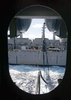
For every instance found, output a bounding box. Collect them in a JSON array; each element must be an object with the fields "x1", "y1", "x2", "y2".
[{"x1": 8, "y1": 22, "x2": 67, "y2": 66}]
